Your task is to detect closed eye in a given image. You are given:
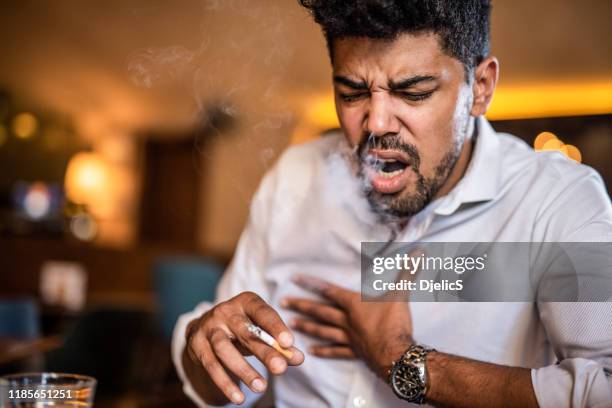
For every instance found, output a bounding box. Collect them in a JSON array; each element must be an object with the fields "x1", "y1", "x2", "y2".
[
  {"x1": 339, "y1": 92, "x2": 369, "y2": 103},
  {"x1": 396, "y1": 91, "x2": 434, "y2": 102}
]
